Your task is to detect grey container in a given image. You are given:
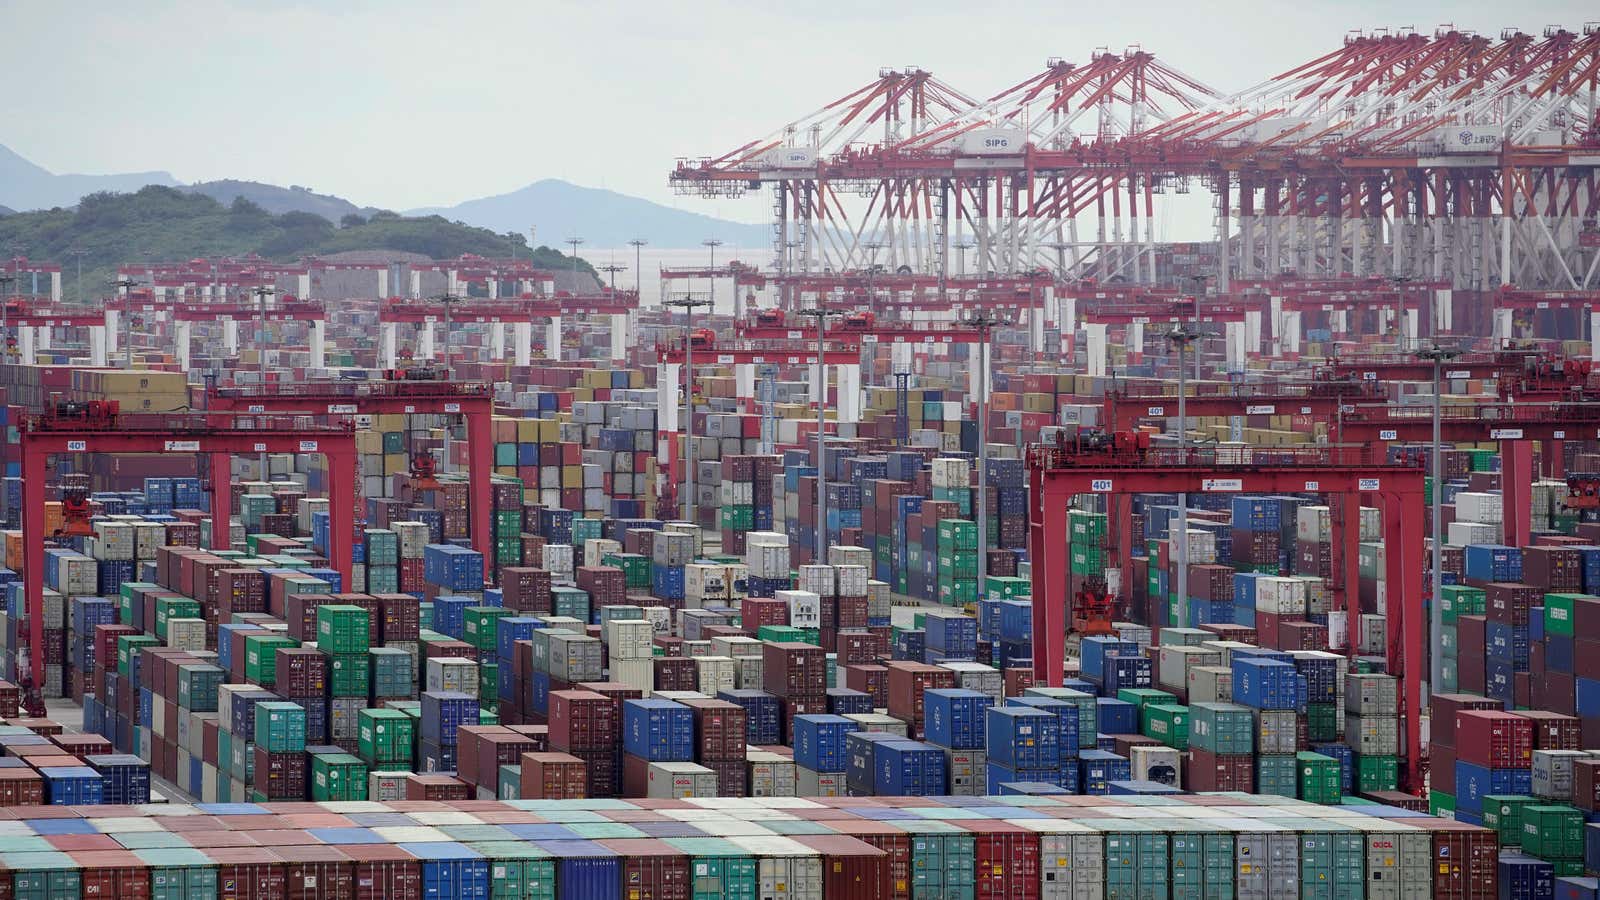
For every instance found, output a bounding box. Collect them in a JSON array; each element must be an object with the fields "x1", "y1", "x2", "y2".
[
  {"x1": 942, "y1": 748, "x2": 987, "y2": 796},
  {"x1": 1236, "y1": 832, "x2": 1299, "y2": 900},
  {"x1": 1345, "y1": 674, "x2": 1398, "y2": 716},
  {"x1": 1532, "y1": 749, "x2": 1588, "y2": 800},
  {"x1": 1036, "y1": 831, "x2": 1103, "y2": 899},
  {"x1": 795, "y1": 765, "x2": 845, "y2": 797},
  {"x1": 1187, "y1": 666, "x2": 1234, "y2": 704},
  {"x1": 748, "y1": 751, "x2": 797, "y2": 797},
  {"x1": 1365, "y1": 830, "x2": 1432, "y2": 900},
  {"x1": 1255, "y1": 710, "x2": 1299, "y2": 755},
  {"x1": 1344, "y1": 713, "x2": 1400, "y2": 756},
  {"x1": 547, "y1": 632, "x2": 604, "y2": 683},
  {"x1": 647, "y1": 761, "x2": 719, "y2": 799}
]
